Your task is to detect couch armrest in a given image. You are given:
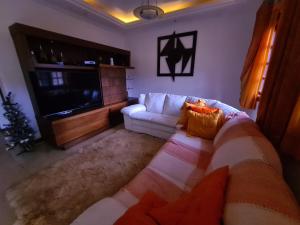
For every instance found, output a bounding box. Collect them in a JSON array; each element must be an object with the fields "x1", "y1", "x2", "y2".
[{"x1": 121, "y1": 104, "x2": 146, "y2": 116}]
